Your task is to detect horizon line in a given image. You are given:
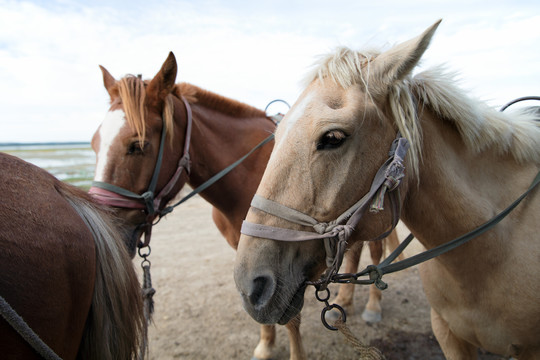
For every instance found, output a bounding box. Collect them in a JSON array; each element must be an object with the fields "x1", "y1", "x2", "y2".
[{"x1": 0, "y1": 141, "x2": 91, "y2": 146}]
